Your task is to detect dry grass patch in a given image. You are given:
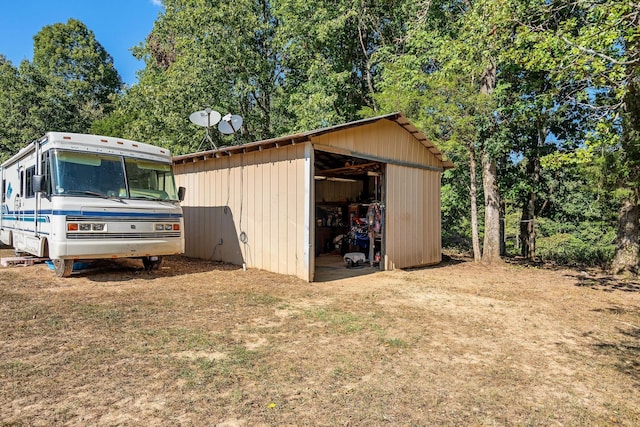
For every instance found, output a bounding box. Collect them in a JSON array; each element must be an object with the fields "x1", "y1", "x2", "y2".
[{"x1": 1, "y1": 251, "x2": 639, "y2": 426}]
